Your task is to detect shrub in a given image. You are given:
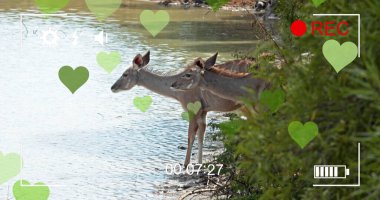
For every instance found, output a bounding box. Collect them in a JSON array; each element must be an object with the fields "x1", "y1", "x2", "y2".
[{"x1": 214, "y1": 0, "x2": 380, "y2": 199}]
